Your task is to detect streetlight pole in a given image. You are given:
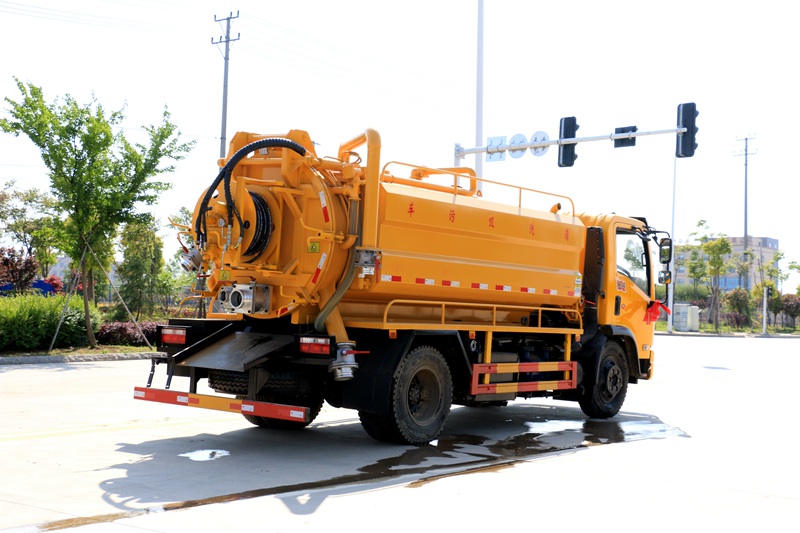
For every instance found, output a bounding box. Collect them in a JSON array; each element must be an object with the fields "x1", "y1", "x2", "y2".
[
  {"x1": 475, "y1": 0, "x2": 484, "y2": 186},
  {"x1": 736, "y1": 135, "x2": 755, "y2": 290}
]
